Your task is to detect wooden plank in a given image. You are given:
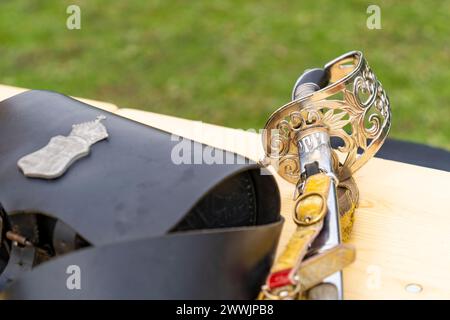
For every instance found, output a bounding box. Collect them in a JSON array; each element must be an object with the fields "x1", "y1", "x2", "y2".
[
  {"x1": 0, "y1": 84, "x2": 119, "y2": 113},
  {"x1": 117, "y1": 108, "x2": 450, "y2": 300}
]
